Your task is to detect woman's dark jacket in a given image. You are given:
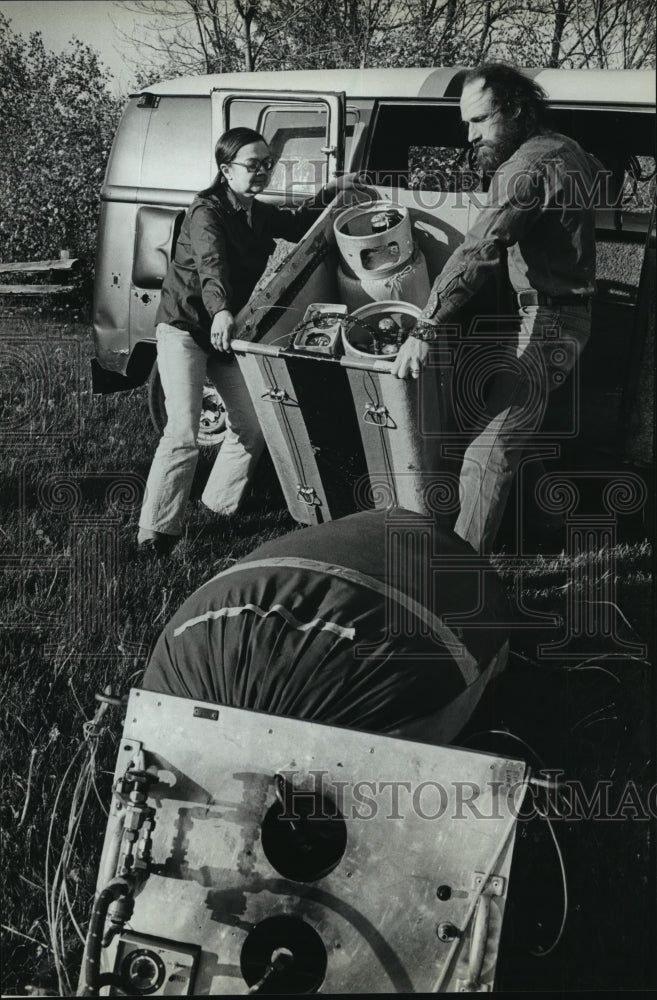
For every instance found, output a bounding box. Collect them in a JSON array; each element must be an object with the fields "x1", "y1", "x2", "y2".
[{"x1": 156, "y1": 185, "x2": 324, "y2": 352}]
